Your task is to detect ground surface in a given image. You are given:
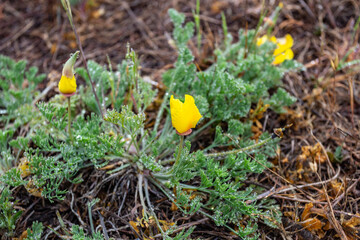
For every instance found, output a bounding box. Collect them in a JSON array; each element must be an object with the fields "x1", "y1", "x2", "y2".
[{"x1": 1, "y1": 0, "x2": 360, "y2": 239}]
